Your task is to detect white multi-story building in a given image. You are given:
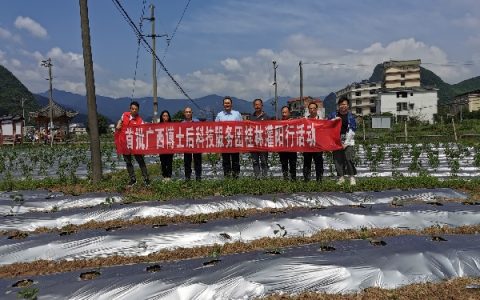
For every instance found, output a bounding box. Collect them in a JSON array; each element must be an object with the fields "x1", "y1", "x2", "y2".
[
  {"x1": 376, "y1": 87, "x2": 438, "y2": 124},
  {"x1": 336, "y1": 59, "x2": 438, "y2": 122},
  {"x1": 383, "y1": 59, "x2": 421, "y2": 89},
  {"x1": 336, "y1": 80, "x2": 381, "y2": 116},
  {"x1": 451, "y1": 89, "x2": 480, "y2": 114}
]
